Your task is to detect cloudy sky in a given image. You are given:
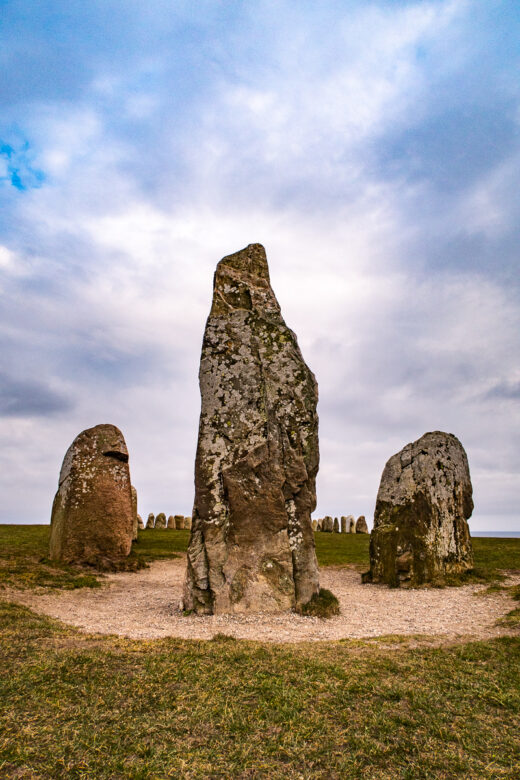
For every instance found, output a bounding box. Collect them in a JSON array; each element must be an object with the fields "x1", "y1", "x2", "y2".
[{"x1": 1, "y1": 0, "x2": 519, "y2": 531}]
